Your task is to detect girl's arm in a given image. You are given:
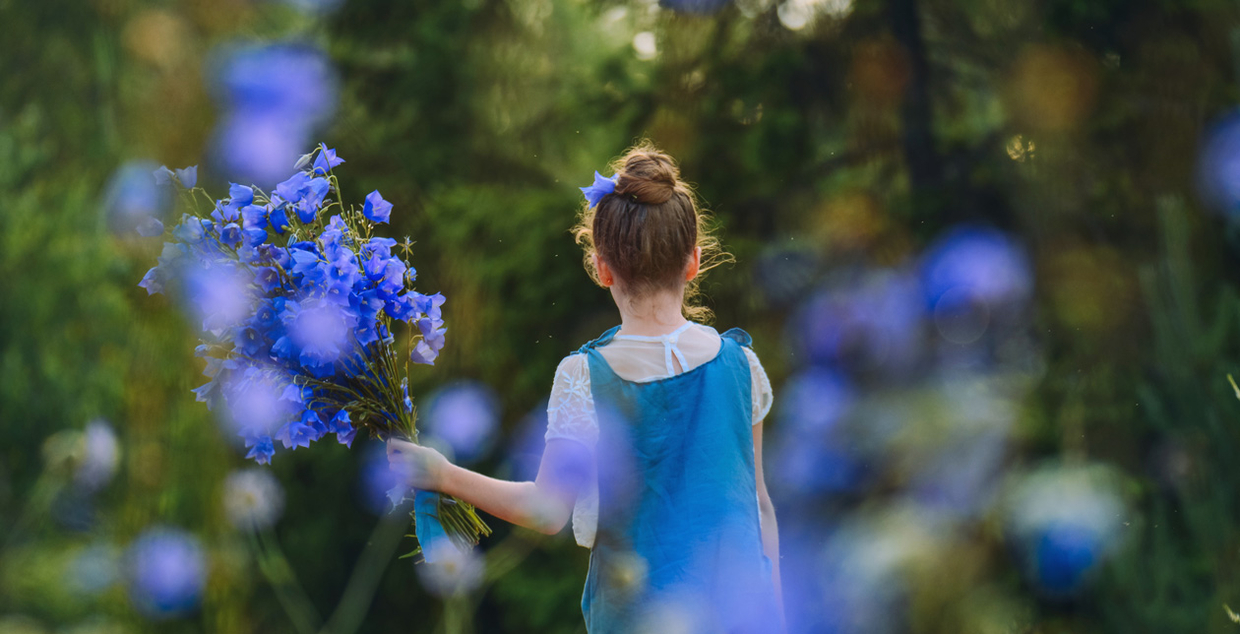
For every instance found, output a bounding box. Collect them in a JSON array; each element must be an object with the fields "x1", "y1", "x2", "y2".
[
  {"x1": 387, "y1": 437, "x2": 589, "y2": 535},
  {"x1": 753, "y1": 421, "x2": 786, "y2": 631}
]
